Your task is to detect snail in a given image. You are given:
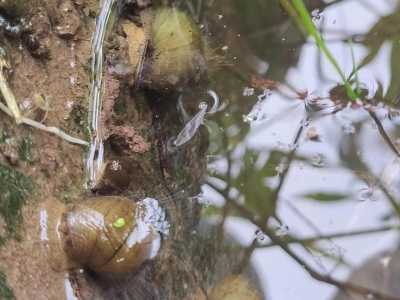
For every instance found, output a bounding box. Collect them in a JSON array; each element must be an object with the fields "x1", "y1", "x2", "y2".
[
  {"x1": 40, "y1": 196, "x2": 169, "y2": 274},
  {"x1": 142, "y1": 7, "x2": 212, "y2": 90}
]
